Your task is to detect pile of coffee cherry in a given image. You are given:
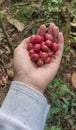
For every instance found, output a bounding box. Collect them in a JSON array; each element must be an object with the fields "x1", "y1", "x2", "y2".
[{"x1": 27, "y1": 34, "x2": 59, "y2": 67}]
